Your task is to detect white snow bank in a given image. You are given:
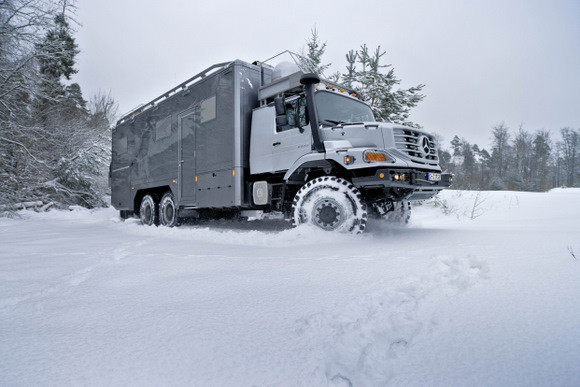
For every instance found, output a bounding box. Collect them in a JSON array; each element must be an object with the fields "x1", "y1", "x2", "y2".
[{"x1": 1, "y1": 189, "x2": 579, "y2": 386}]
